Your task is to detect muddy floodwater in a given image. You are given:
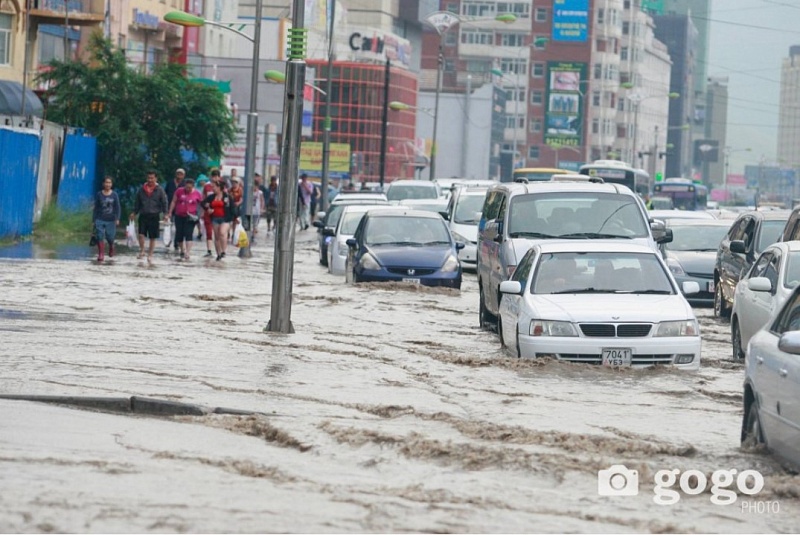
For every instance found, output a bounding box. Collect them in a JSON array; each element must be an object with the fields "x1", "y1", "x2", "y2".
[{"x1": 0, "y1": 233, "x2": 798, "y2": 533}]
